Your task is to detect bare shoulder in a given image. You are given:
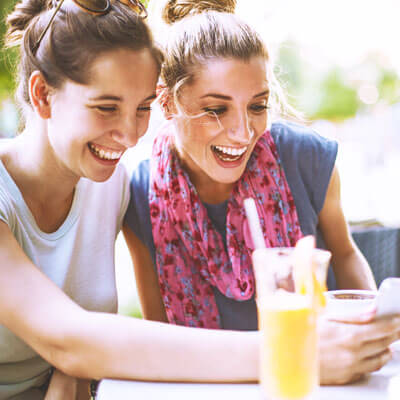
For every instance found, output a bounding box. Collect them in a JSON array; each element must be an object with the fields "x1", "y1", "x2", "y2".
[{"x1": 0, "y1": 137, "x2": 16, "y2": 163}]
